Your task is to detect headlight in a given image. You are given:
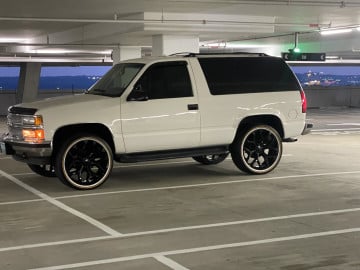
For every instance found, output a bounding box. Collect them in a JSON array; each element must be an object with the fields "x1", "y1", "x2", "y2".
[
  {"x1": 22, "y1": 129, "x2": 45, "y2": 143},
  {"x1": 7, "y1": 114, "x2": 45, "y2": 143},
  {"x1": 21, "y1": 115, "x2": 44, "y2": 143},
  {"x1": 22, "y1": 115, "x2": 43, "y2": 127}
]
